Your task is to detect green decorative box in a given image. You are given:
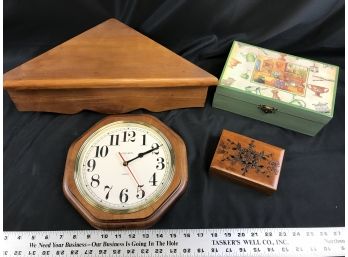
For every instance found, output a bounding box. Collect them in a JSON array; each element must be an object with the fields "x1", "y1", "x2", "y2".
[{"x1": 213, "y1": 41, "x2": 339, "y2": 136}]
